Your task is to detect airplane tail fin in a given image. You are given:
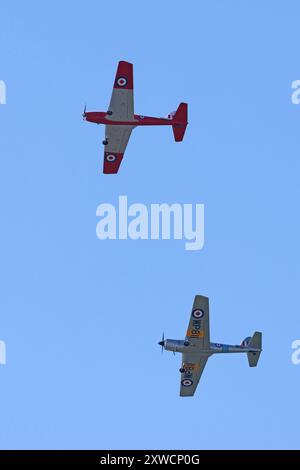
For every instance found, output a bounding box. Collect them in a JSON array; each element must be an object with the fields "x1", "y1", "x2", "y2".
[
  {"x1": 172, "y1": 103, "x2": 188, "y2": 142},
  {"x1": 246, "y1": 331, "x2": 262, "y2": 367}
]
